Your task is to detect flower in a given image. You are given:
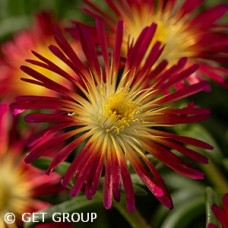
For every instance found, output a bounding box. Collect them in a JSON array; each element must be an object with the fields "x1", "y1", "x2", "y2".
[
  {"x1": 81, "y1": 0, "x2": 228, "y2": 87},
  {"x1": 208, "y1": 193, "x2": 228, "y2": 228},
  {"x1": 0, "y1": 104, "x2": 65, "y2": 227},
  {"x1": 11, "y1": 20, "x2": 213, "y2": 211},
  {"x1": 0, "y1": 11, "x2": 81, "y2": 101}
]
